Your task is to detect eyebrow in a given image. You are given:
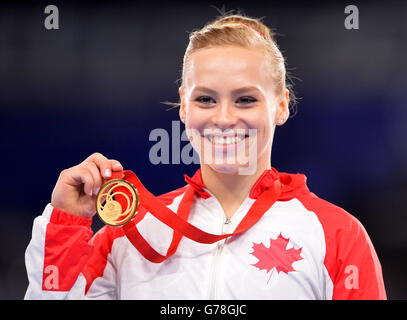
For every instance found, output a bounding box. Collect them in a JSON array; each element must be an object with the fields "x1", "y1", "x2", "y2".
[{"x1": 192, "y1": 86, "x2": 261, "y2": 95}]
